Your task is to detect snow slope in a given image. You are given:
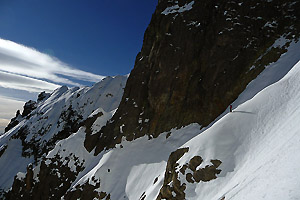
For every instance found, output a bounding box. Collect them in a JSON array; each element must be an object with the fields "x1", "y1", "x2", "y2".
[
  {"x1": 64, "y1": 124, "x2": 201, "y2": 199},
  {"x1": 174, "y1": 59, "x2": 300, "y2": 200}
]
